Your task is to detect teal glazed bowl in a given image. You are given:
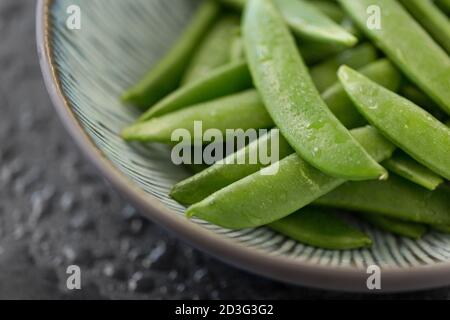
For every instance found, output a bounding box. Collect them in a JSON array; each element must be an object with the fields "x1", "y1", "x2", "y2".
[{"x1": 37, "y1": 0, "x2": 450, "y2": 292}]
